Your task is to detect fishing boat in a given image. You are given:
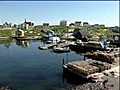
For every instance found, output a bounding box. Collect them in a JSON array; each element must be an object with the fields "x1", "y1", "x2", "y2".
[
  {"x1": 38, "y1": 43, "x2": 57, "y2": 50},
  {"x1": 53, "y1": 46, "x2": 70, "y2": 53},
  {"x1": 69, "y1": 41, "x2": 107, "y2": 52}
]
